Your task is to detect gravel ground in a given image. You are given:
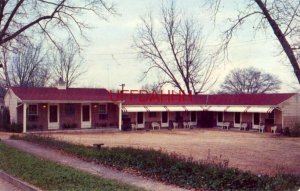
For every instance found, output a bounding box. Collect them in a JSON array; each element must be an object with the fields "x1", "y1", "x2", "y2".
[{"x1": 50, "y1": 128, "x2": 300, "y2": 175}]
